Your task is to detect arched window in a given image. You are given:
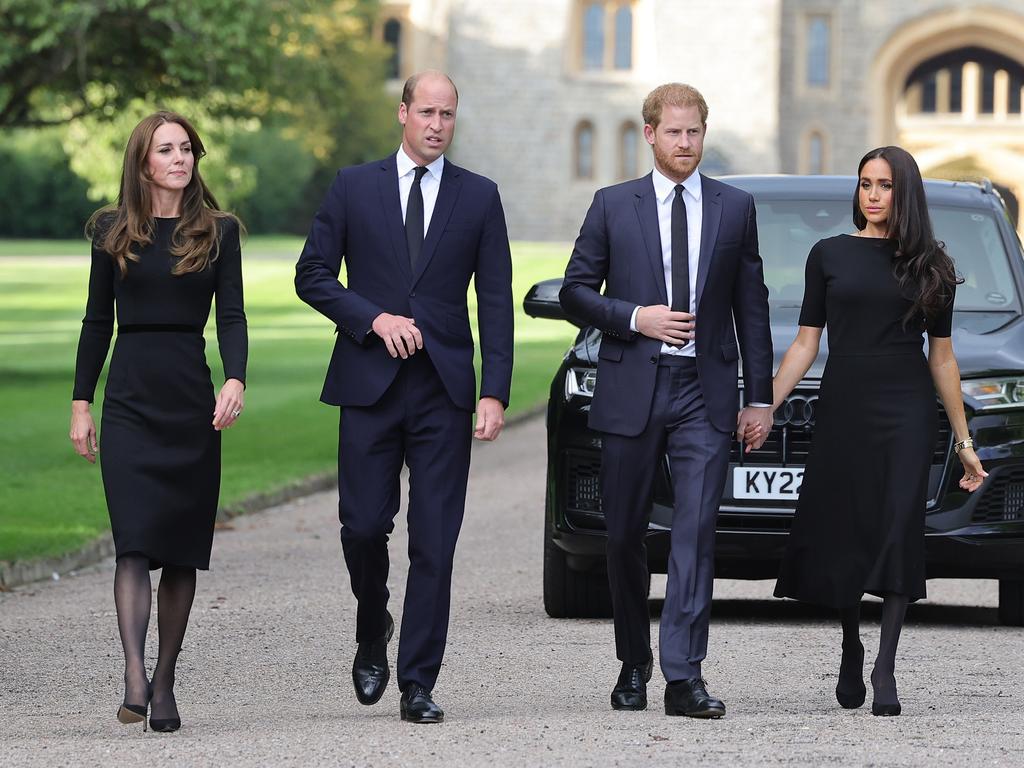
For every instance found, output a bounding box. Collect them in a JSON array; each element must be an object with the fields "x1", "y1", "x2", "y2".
[
  {"x1": 383, "y1": 18, "x2": 402, "y2": 80},
  {"x1": 619, "y1": 121, "x2": 638, "y2": 179},
  {"x1": 807, "y1": 131, "x2": 826, "y2": 175},
  {"x1": 904, "y1": 47, "x2": 1024, "y2": 116},
  {"x1": 575, "y1": 121, "x2": 595, "y2": 179},
  {"x1": 613, "y1": 6, "x2": 632, "y2": 70},
  {"x1": 582, "y1": 4, "x2": 605, "y2": 71}
]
